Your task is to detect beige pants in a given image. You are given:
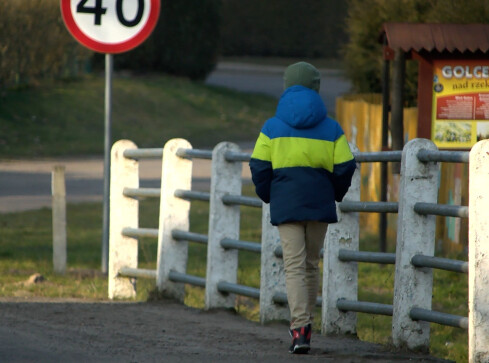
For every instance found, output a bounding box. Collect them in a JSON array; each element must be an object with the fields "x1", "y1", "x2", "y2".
[{"x1": 278, "y1": 221, "x2": 328, "y2": 329}]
